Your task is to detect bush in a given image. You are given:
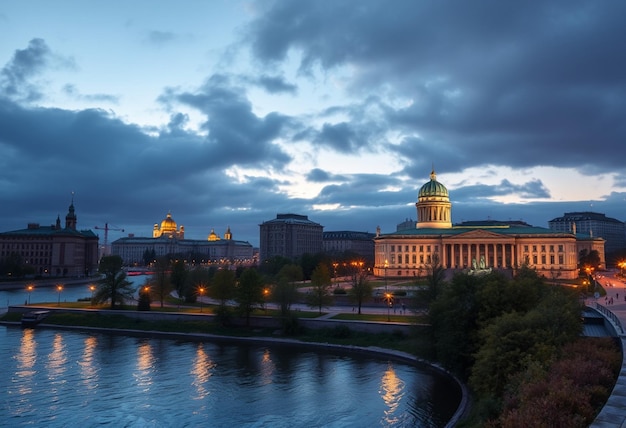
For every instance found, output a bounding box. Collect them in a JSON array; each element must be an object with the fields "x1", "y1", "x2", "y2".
[{"x1": 333, "y1": 287, "x2": 347, "y2": 295}]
